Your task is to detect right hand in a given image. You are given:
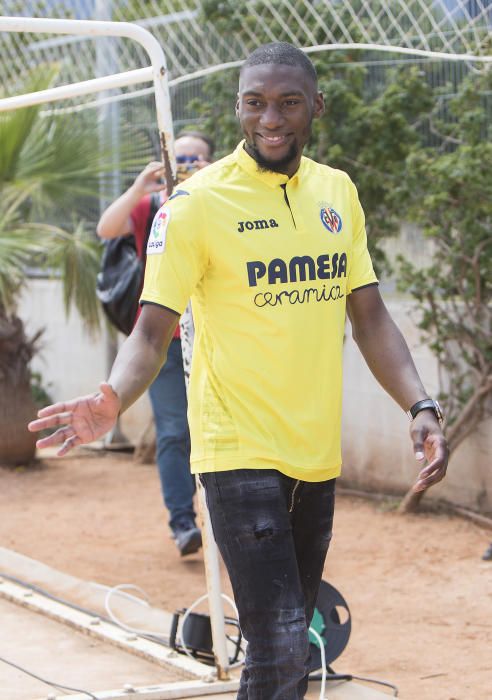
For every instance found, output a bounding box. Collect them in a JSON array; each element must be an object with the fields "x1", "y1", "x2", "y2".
[
  {"x1": 132, "y1": 161, "x2": 167, "y2": 198},
  {"x1": 27, "y1": 382, "x2": 121, "y2": 456}
]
